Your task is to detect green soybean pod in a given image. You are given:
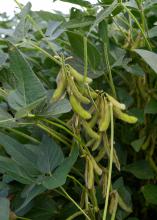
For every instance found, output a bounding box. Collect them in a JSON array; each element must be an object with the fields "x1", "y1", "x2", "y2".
[
  {"x1": 68, "y1": 65, "x2": 93, "y2": 84},
  {"x1": 82, "y1": 121, "x2": 100, "y2": 140},
  {"x1": 113, "y1": 107, "x2": 138, "y2": 124},
  {"x1": 87, "y1": 156, "x2": 94, "y2": 189},
  {"x1": 118, "y1": 194, "x2": 132, "y2": 213},
  {"x1": 106, "y1": 93, "x2": 126, "y2": 110},
  {"x1": 67, "y1": 75, "x2": 90, "y2": 104},
  {"x1": 51, "y1": 69, "x2": 67, "y2": 102},
  {"x1": 99, "y1": 99, "x2": 111, "y2": 132},
  {"x1": 90, "y1": 155, "x2": 102, "y2": 176},
  {"x1": 70, "y1": 95, "x2": 91, "y2": 120}
]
